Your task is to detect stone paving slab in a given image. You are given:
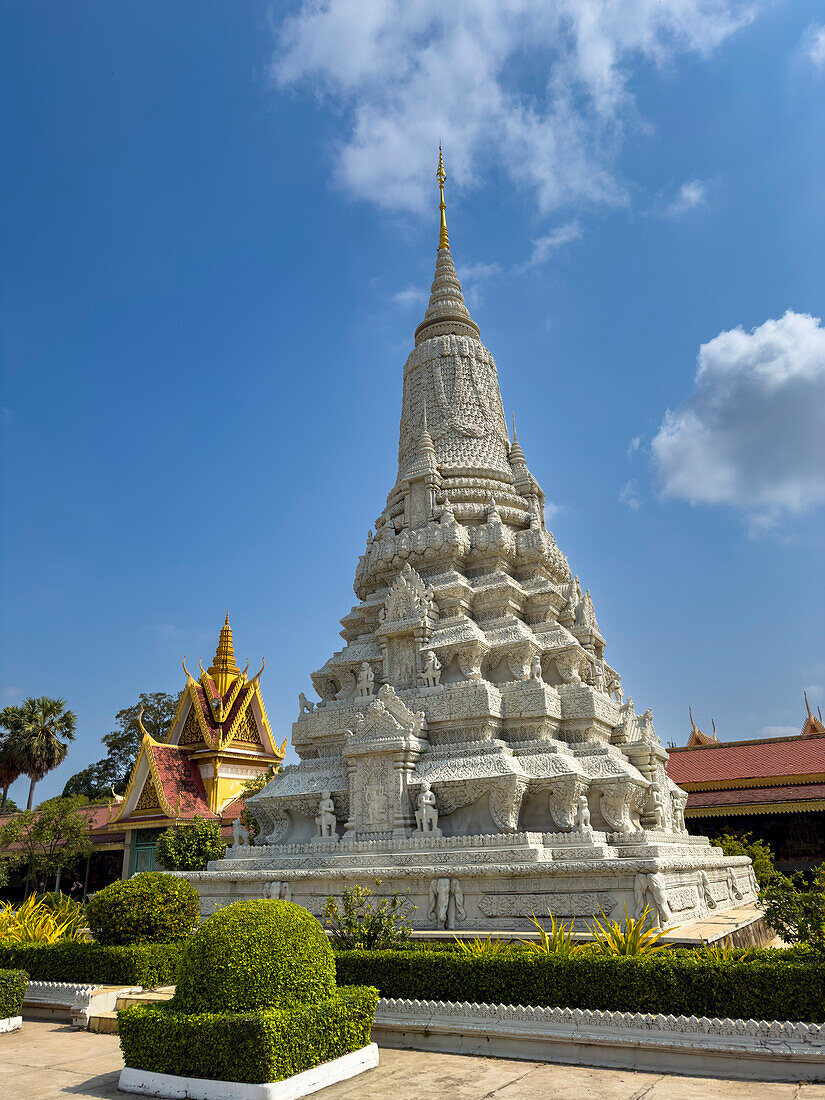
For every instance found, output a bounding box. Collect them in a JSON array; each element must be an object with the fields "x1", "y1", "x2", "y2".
[{"x1": 5, "y1": 1020, "x2": 825, "y2": 1100}]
